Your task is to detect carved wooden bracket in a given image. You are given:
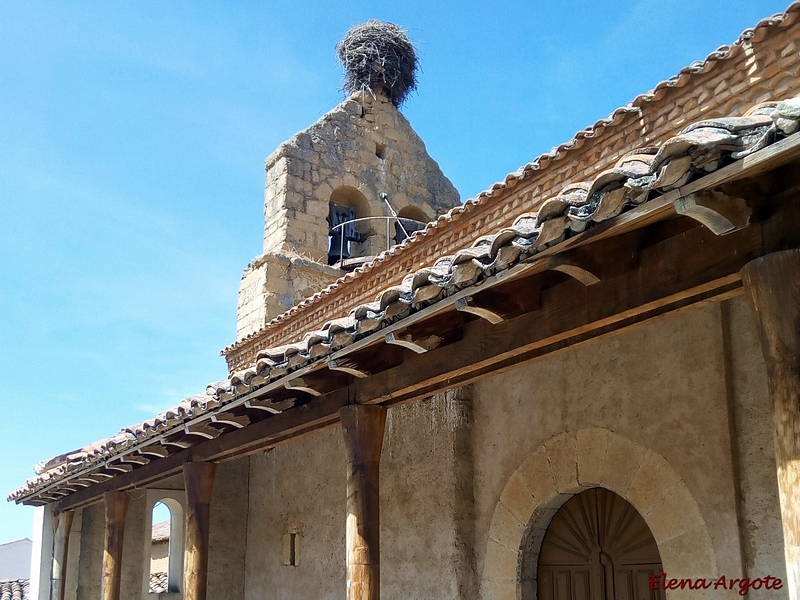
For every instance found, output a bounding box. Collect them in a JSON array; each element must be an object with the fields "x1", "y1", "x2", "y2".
[
  {"x1": 160, "y1": 438, "x2": 192, "y2": 449},
  {"x1": 118, "y1": 454, "x2": 149, "y2": 466},
  {"x1": 137, "y1": 446, "x2": 169, "y2": 459},
  {"x1": 74, "y1": 475, "x2": 105, "y2": 485},
  {"x1": 673, "y1": 189, "x2": 751, "y2": 235},
  {"x1": 245, "y1": 398, "x2": 296, "y2": 413},
  {"x1": 211, "y1": 413, "x2": 251, "y2": 429},
  {"x1": 104, "y1": 463, "x2": 133, "y2": 474},
  {"x1": 328, "y1": 359, "x2": 369, "y2": 378},
  {"x1": 184, "y1": 422, "x2": 223, "y2": 439},
  {"x1": 284, "y1": 378, "x2": 322, "y2": 396},
  {"x1": 455, "y1": 296, "x2": 505, "y2": 324},
  {"x1": 547, "y1": 256, "x2": 601, "y2": 285},
  {"x1": 385, "y1": 331, "x2": 443, "y2": 354}
]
